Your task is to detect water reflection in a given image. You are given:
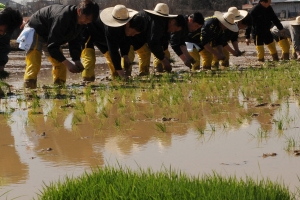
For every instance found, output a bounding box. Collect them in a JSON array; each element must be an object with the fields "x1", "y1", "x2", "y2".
[
  {"x1": 0, "y1": 116, "x2": 28, "y2": 186},
  {"x1": 0, "y1": 85, "x2": 299, "y2": 198}
]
